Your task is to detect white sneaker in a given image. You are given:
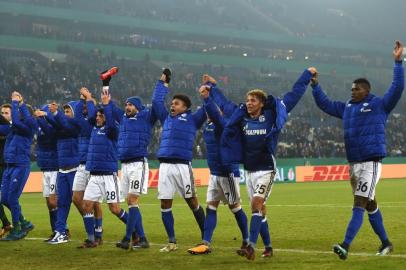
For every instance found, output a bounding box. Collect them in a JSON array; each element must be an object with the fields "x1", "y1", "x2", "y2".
[
  {"x1": 160, "y1": 242, "x2": 178, "y2": 252},
  {"x1": 47, "y1": 231, "x2": 69, "y2": 245},
  {"x1": 376, "y1": 242, "x2": 393, "y2": 256}
]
